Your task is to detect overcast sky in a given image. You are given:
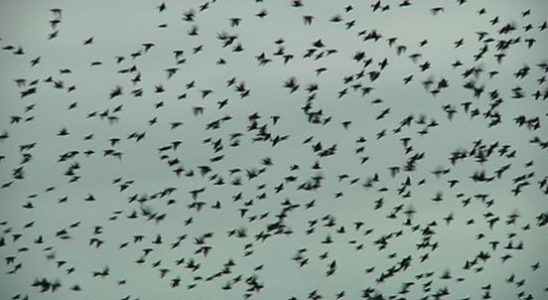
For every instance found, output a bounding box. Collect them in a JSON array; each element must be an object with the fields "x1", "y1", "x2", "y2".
[{"x1": 0, "y1": 0, "x2": 547, "y2": 299}]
